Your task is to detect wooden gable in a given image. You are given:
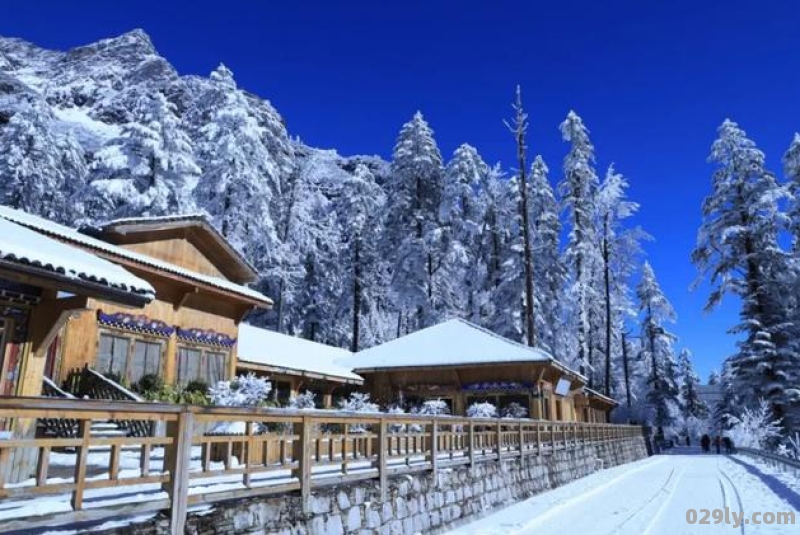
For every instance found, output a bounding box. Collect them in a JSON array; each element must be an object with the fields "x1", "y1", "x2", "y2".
[{"x1": 94, "y1": 217, "x2": 257, "y2": 284}]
